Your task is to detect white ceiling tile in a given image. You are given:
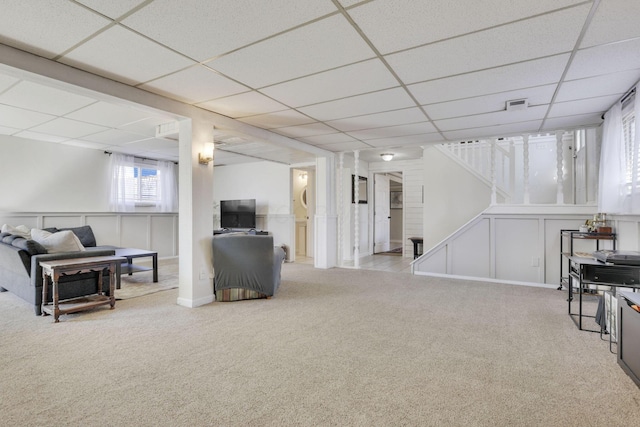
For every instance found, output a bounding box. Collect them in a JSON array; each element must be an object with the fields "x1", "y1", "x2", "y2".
[
  {"x1": 299, "y1": 133, "x2": 359, "y2": 145},
  {"x1": 556, "y1": 69, "x2": 640, "y2": 102},
  {"x1": 0, "y1": 81, "x2": 97, "y2": 116},
  {"x1": 565, "y1": 38, "x2": 640, "y2": 81},
  {"x1": 238, "y1": 110, "x2": 315, "y2": 129},
  {"x1": 60, "y1": 25, "x2": 196, "y2": 85},
  {"x1": 408, "y1": 55, "x2": 570, "y2": 105},
  {"x1": 435, "y1": 105, "x2": 548, "y2": 132},
  {"x1": 347, "y1": 122, "x2": 436, "y2": 140},
  {"x1": 13, "y1": 130, "x2": 68, "y2": 143},
  {"x1": 120, "y1": 117, "x2": 179, "y2": 137},
  {"x1": 548, "y1": 95, "x2": 620, "y2": 118},
  {"x1": 0, "y1": 104, "x2": 55, "y2": 129},
  {"x1": 581, "y1": 0, "x2": 640, "y2": 48},
  {"x1": 350, "y1": 0, "x2": 585, "y2": 54},
  {"x1": 206, "y1": 14, "x2": 374, "y2": 88},
  {"x1": 0, "y1": 74, "x2": 20, "y2": 93},
  {"x1": 337, "y1": 0, "x2": 364, "y2": 8},
  {"x1": 65, "y1": 101, "x2": 157, "y2": 128},
  {"x1": 197, "y1": 92, "x2": 287, "y2": 118},
  {"x1": 542, "y1": 113, "x2": 603, "y2": 131},
  {"x1": 0, "y1": 125, "x2": 19, "y2": 135},
  {"x1": 442, "y1": 120, "x2": 544, "y2": 140},
  {"x1": 363, "y1": 133, "x2": 443, "y2": 148},
  {"x1": 299, "y1": 88, "x2": 416, "y2": 122},
  {"x1": 313, "y1": 140, "x2": 372, "y2": 151},
  {"x1": 260, "y1": 59, "x2": 399, "y2": 107},
  {"x1": 80, "y1": 129, "x2": 149, "y2": 145},
  {"x1": 387, "y1": 5, "x2": 590, "y2": 84},
  {"x1": 141, "y1": 65, "x2": 249, "y2": 104},
  {"x1": 75, "y1": 0, "x2": 148, "y2": 19},
  {"x1": 122, "y1": 0, "x2": 337, "y2": 61},
  {"x1": 424, "y1": 85, "x2": 556, "y2": 120},
  {"x1": 29, "y1": 118, "x2": 108, "y2": 139},
  {"x1": 326, "y1": 108, "x2": 428, "y2": 132},
  {"x1": 273, "y1": 123, "x2": 337, "y2": 138},
  {"x1": 0, "y1": 0, "x2": 110, "y2": 58},
  {"x1": 62, "y1": 140, "x2": 111, "y2": 150}
]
